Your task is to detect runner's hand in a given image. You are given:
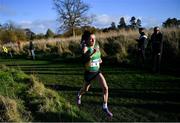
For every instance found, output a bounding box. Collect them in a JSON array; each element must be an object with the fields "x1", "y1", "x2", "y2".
[{"x1": 93, "y1": 48, "x2": 97, "y2": 53}]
